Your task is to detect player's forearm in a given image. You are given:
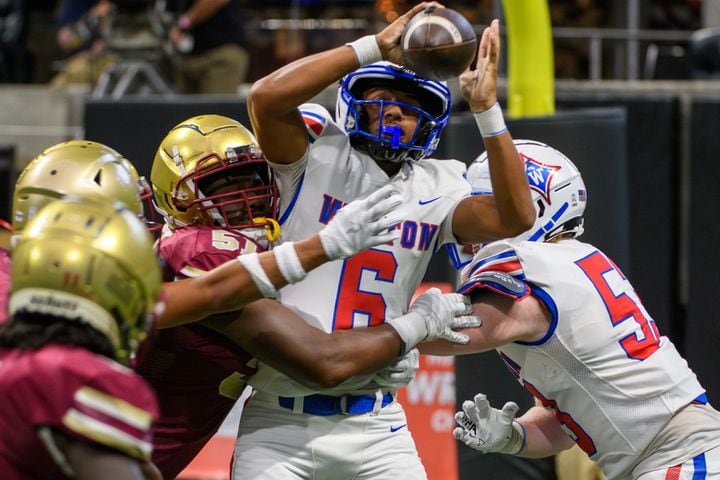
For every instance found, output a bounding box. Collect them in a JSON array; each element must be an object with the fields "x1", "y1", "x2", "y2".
[
  {"x1": 483, "y1": 132, "x2": 535, "y2": 232},
  {"x1": 515, "y1": 406, "x2": 576, "y2": 458},
  {"x1": 268, "y1": 325, "x2": 404, "y2": 390},
  {"x1": 157, "y1": 237, "x2": 329, "y2": 328},
  {"x1": 217, "y1": 300, "x2": 404, "y2": 390},
  {"x1": 262, "y1": 234, "x2": 328, "y2": 282},
  {"x1": 248, "y1": 46, "x2": 359, "y2": 163}
]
